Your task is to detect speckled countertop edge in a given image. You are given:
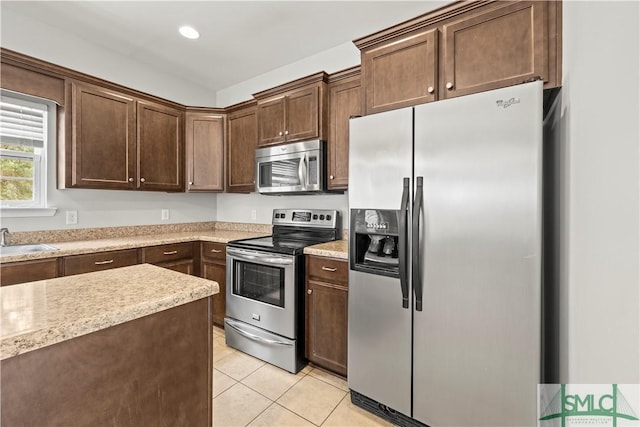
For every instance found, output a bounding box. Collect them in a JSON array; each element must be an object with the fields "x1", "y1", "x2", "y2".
[
  {"x1": 0, "y1": 229, "x2": 269, "y2": 264},
  {"x1": 1, "y1": 264, "x2": 218, "y2": 360},
  {"x1": 304, "y1": 240, "x2": 348, "y2": 260}
]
